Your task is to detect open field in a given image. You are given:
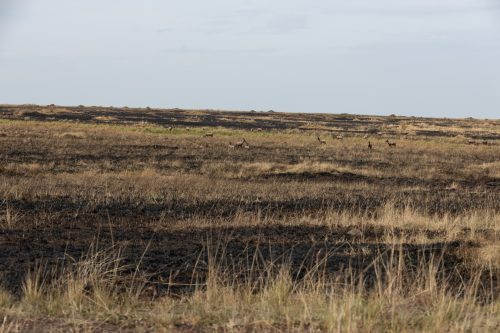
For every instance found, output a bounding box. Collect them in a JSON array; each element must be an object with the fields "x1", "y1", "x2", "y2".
[{"x1": 0, "y1": 104, "x2": 499, "y2": 332}]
